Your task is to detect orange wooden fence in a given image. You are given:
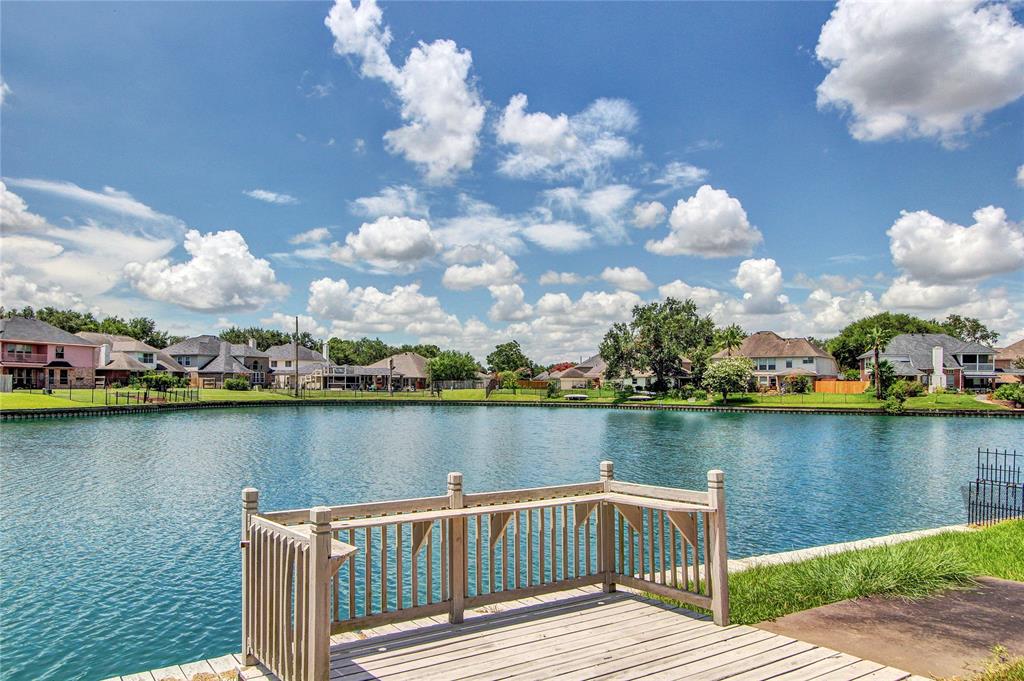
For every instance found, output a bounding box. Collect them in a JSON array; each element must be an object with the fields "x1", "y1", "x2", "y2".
[{"x1": 814, "y1": 379, "x2": 869, "y2": 394}]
